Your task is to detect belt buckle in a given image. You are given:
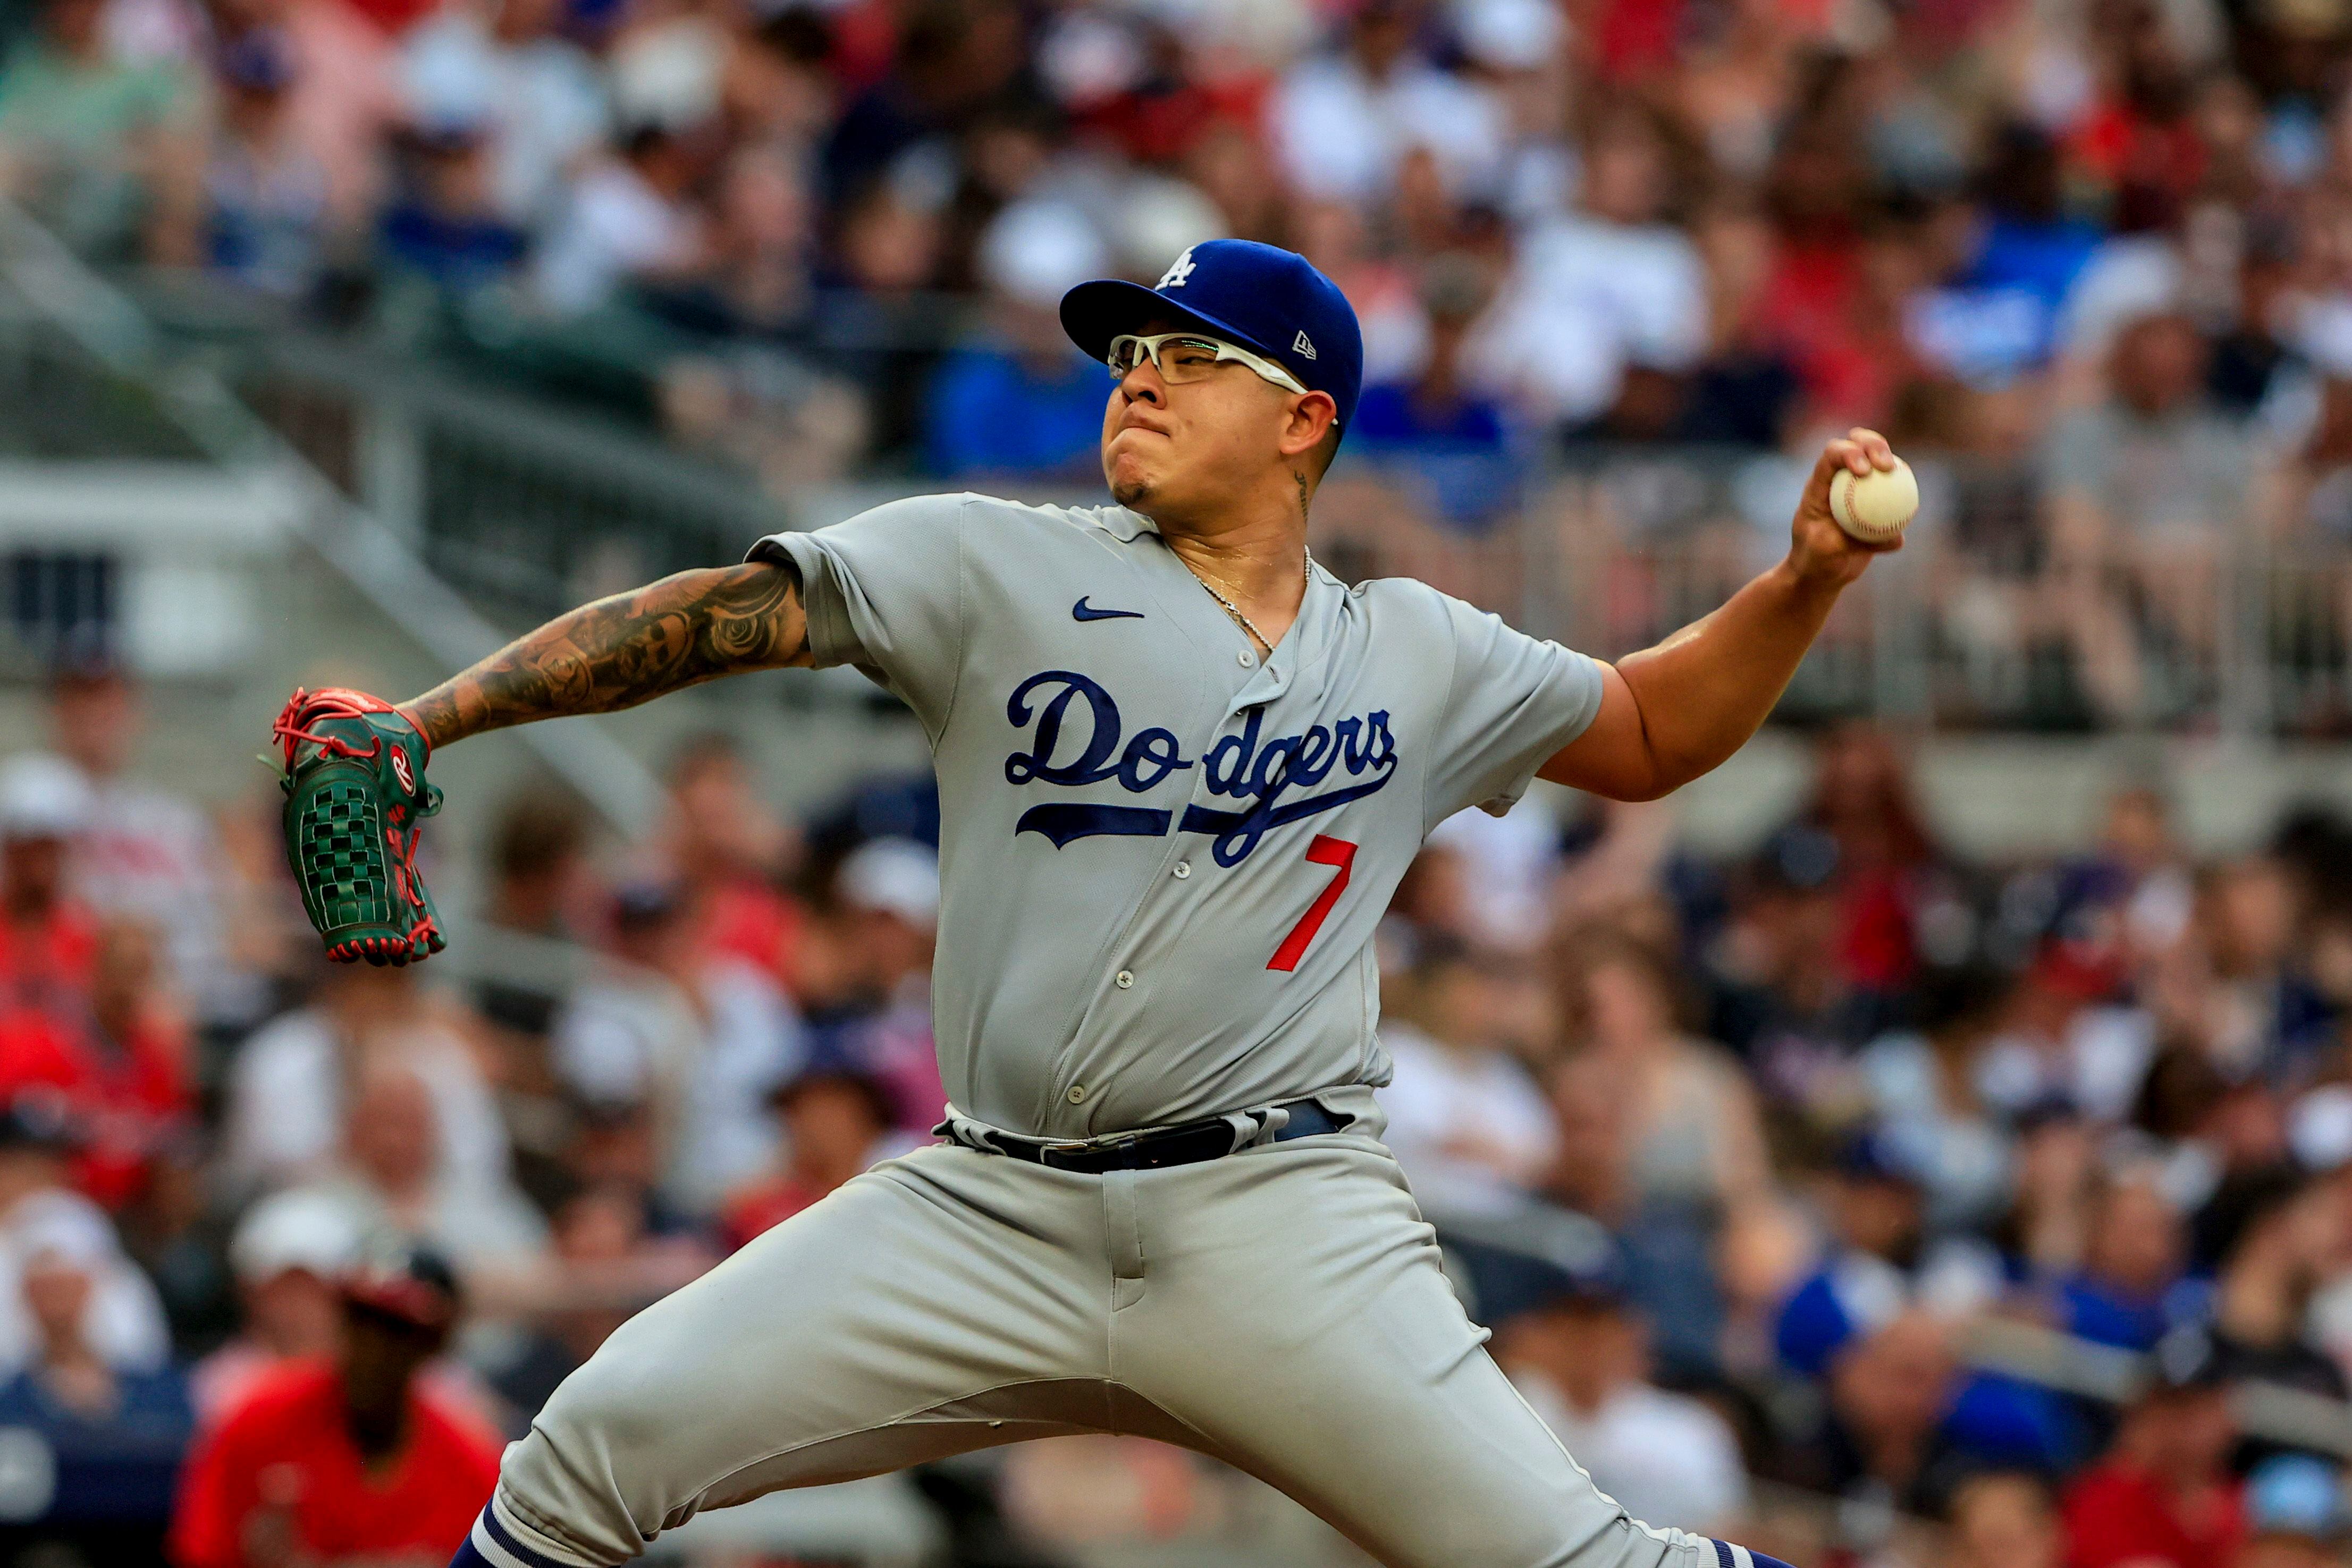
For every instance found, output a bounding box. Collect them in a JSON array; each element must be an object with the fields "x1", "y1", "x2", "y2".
[
  {"x1": 1047, "y1": 1131, "x2": 1147, "y2": 1170},
  {"x1": 1044, "y1": 1135, "x2": 1123, "y2": 1167}
]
